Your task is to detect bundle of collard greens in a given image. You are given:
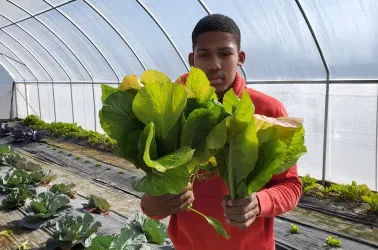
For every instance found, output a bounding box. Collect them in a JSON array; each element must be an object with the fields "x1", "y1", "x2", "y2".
[{"x1": 99, "y1": 67, "x2": 307, "y2": 239}]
